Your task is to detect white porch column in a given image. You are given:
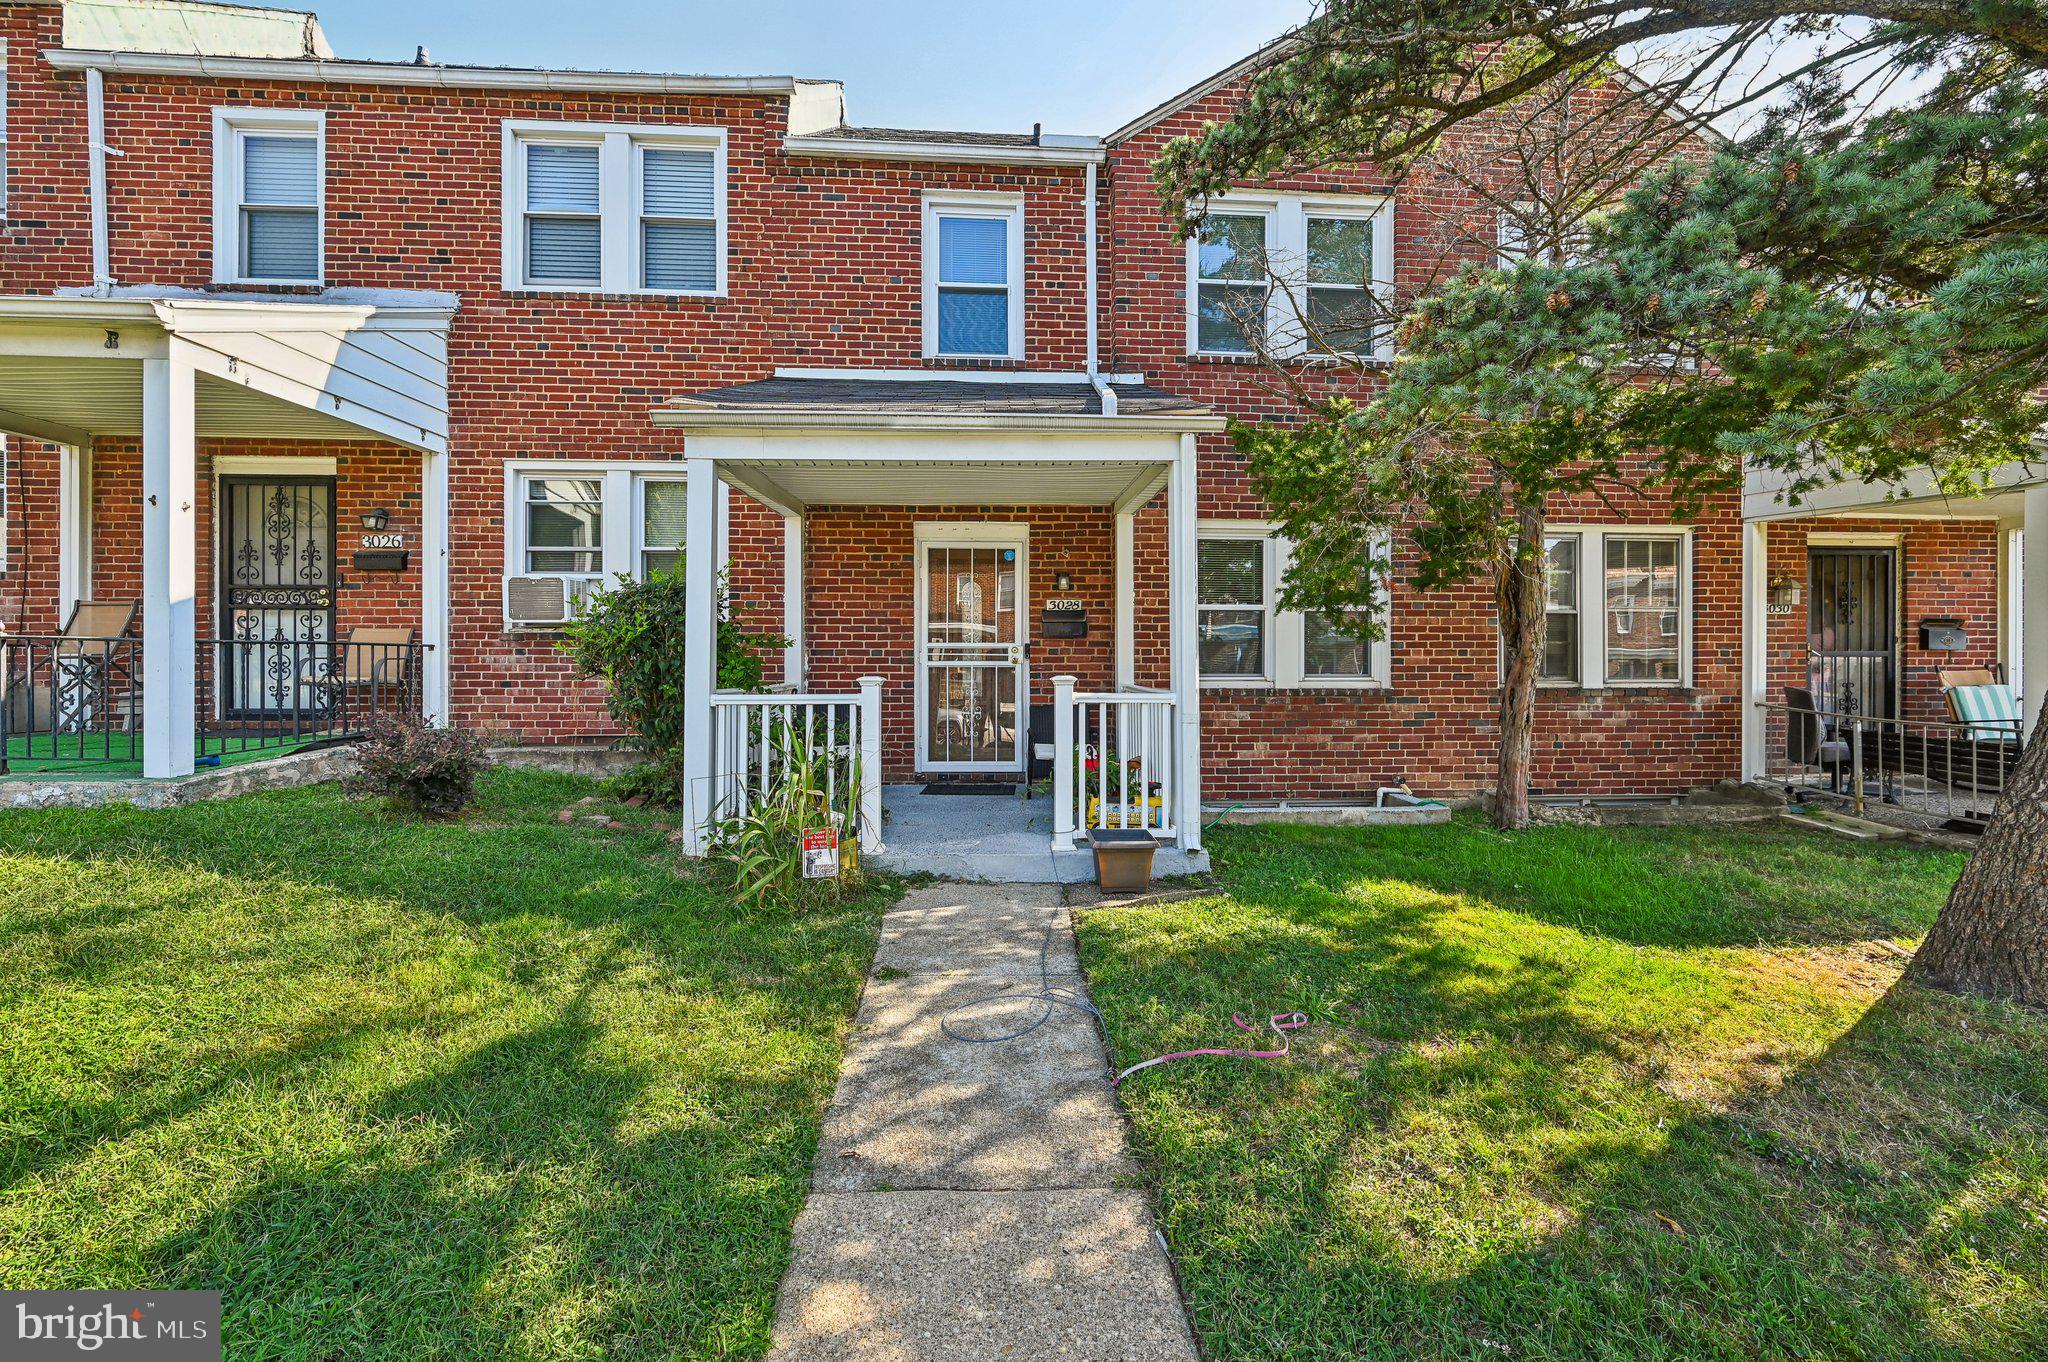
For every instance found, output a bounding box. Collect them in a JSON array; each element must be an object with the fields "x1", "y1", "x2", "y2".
[
  {"x1": 680, "y1": 458, "x2": 721, "y2": 854},
  {"x1": 2023, "y1": 486, "x2": 2048, "y2": 735},
  {"x1": 782, "y1": 511, "x2": 805, "y2": 689},
  {"x1": 1740, "y1": 519, "x2": 1769, "y2": 780},
  {"x1": 420, "y1": 447, "x2": 450, "y2": 725},
  {"x1": 56, "y1": 441, "x2": 92, "y2": 624},
  {"x1": 140, "y1": 350, "x2": 197, "y2": 779},
  {"x1": 857, "y1": 675, "x2": 884, "y2": 851},
  {"x1": 1114, "y1": 509, "x2": 1135, "y2": 690},
  {"x1": 1169, "y1": 437, "x2": 1203, "y2": 851},
  {"x1": 1052, "y1": 674, "x2": 1078, "y2": 851}
]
